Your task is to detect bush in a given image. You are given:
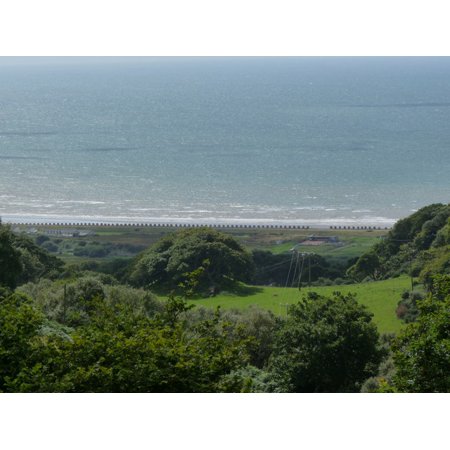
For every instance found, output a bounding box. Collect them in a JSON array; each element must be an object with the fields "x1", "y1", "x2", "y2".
[
  {"x1": 269, "y1": 292, "x2": 381, "y2": 392},
  {"x1": 17, "y1": 276, "x2": 162, "y2": 327}
]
